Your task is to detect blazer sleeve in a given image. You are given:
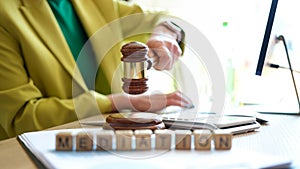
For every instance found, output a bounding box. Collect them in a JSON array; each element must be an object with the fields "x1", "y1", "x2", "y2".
[
  {"x1": 116, "y1": 1, "x2": 185, "y2": 52},
  {"x1": 116, "y1": 1, "x2": 168, "y2": 42},
  {"x1": 0, "y1": 26, "x2": 112, "y2": 139}
]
